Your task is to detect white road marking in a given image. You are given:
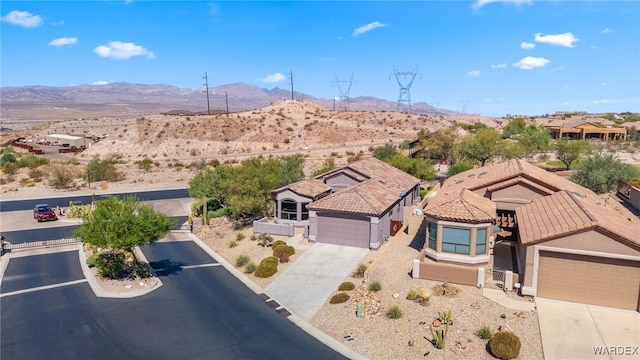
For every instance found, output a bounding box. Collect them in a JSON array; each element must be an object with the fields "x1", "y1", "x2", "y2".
[{"x1": 0, "y1": 279, "x2": 88, "y2": 298}]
